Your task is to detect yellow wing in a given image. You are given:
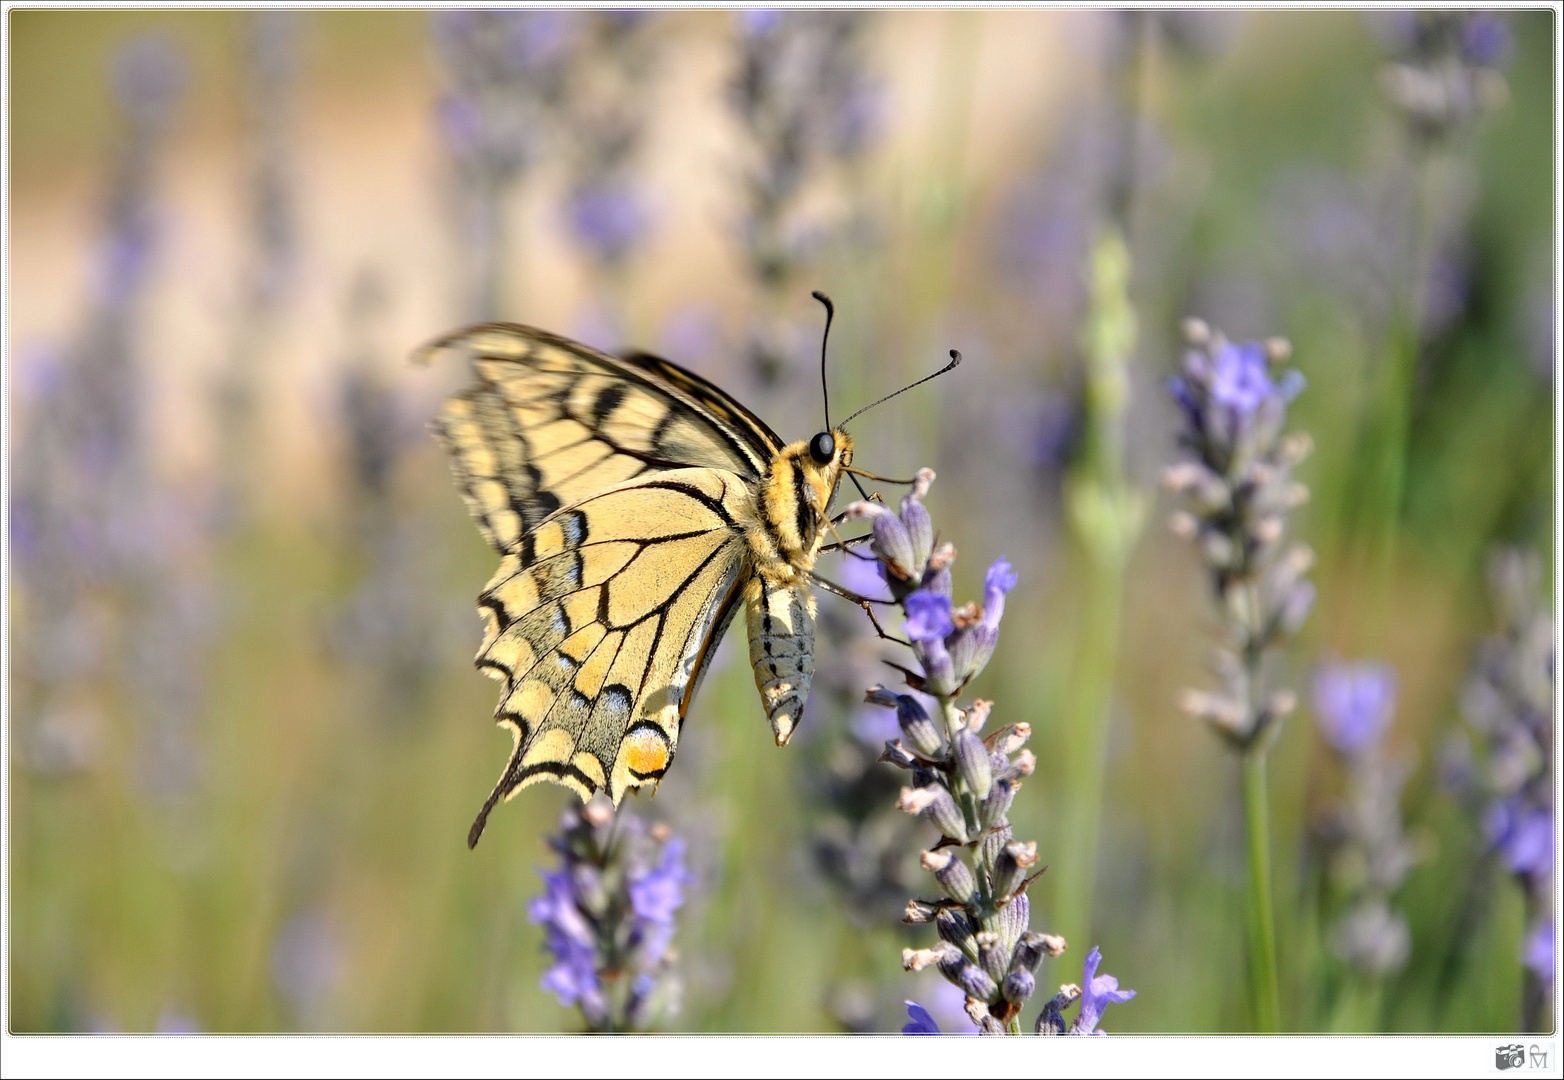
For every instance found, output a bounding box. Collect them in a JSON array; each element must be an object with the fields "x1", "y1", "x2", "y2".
[
  {"x1": 464, "y1": 468, "x2": 752, "y2": 847},
  {"x1": 424, "y1": 323, "x2": 783, "y2": 555}
]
